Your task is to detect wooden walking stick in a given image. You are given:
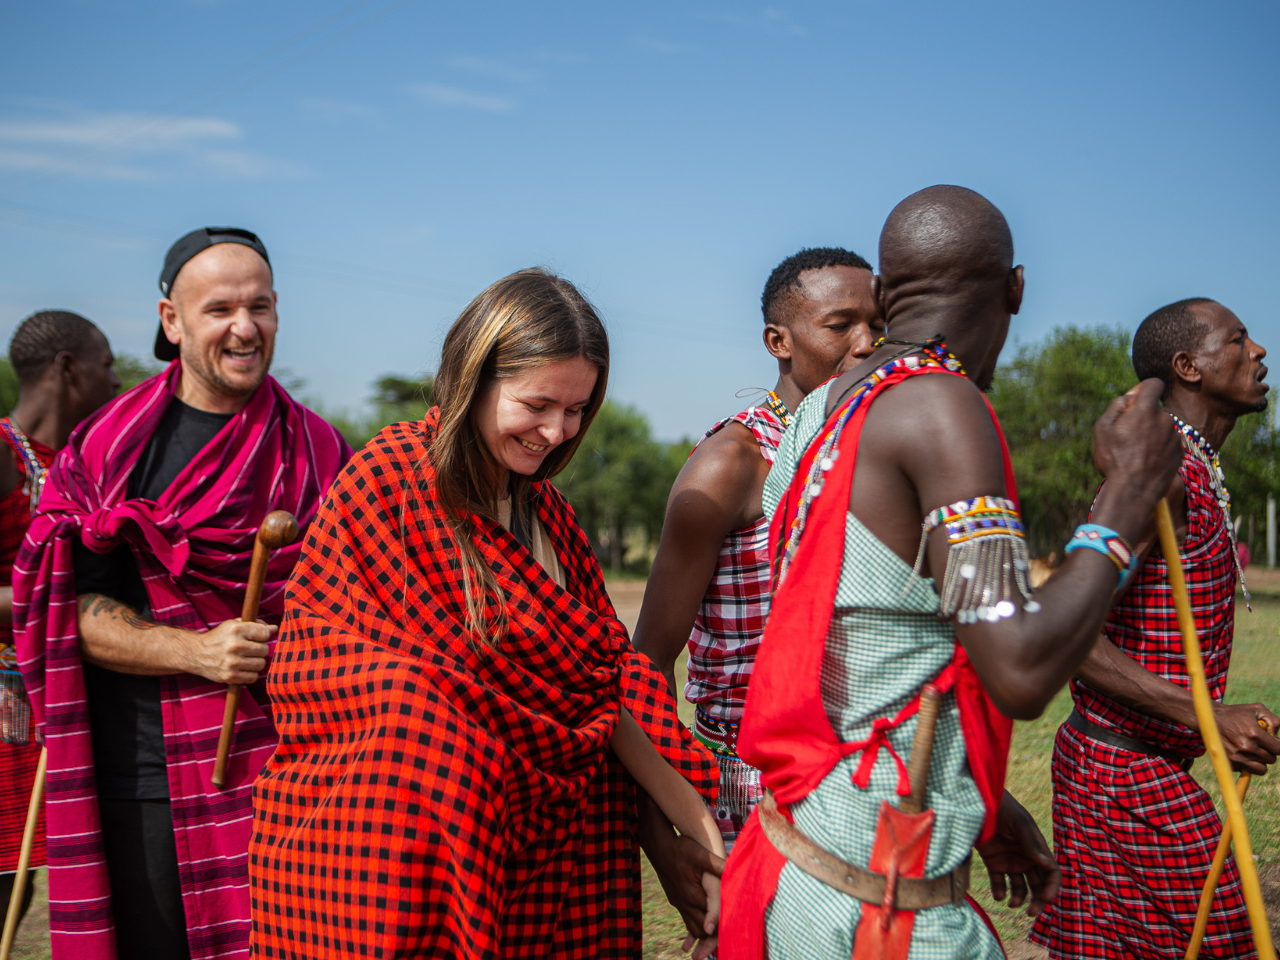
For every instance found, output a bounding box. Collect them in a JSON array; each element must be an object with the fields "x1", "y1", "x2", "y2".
[
  {"x1": 1155, "y1": 499, "x2": 1275, "y2": 960},
  {"x1": 211, "y1": 510, "x2": 298, "y2": 791},
  {"x1": 1184, "y1": 717, "x2": 1272, "y2": 960},
  {"x1": 0, "y1": 745, "x2": 45, "y2": 960}
]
